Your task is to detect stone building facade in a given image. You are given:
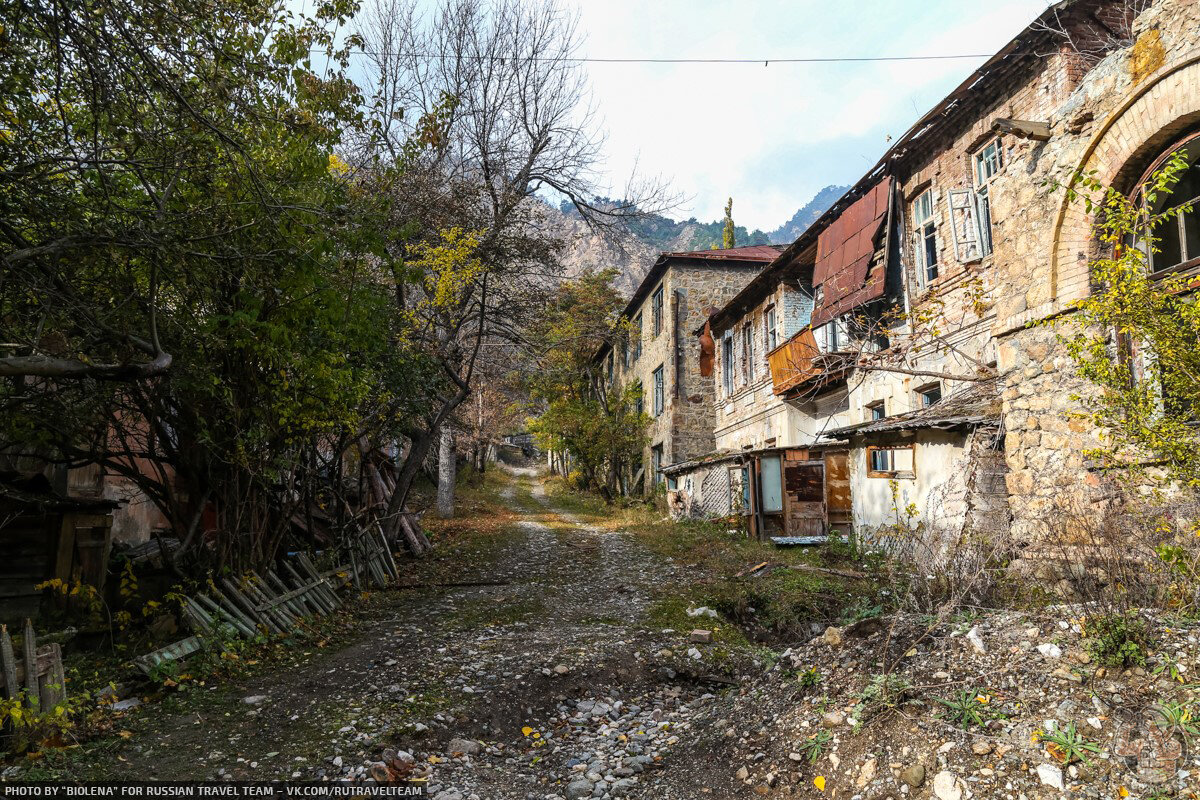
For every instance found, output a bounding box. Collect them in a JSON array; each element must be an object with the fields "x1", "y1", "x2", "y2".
[
  {"x1": 595, "y1": 246, "x2": 780, "y2": 492},
  {"x1": 670, "y1": 0, "x2": 1200, "y2": 548}
]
